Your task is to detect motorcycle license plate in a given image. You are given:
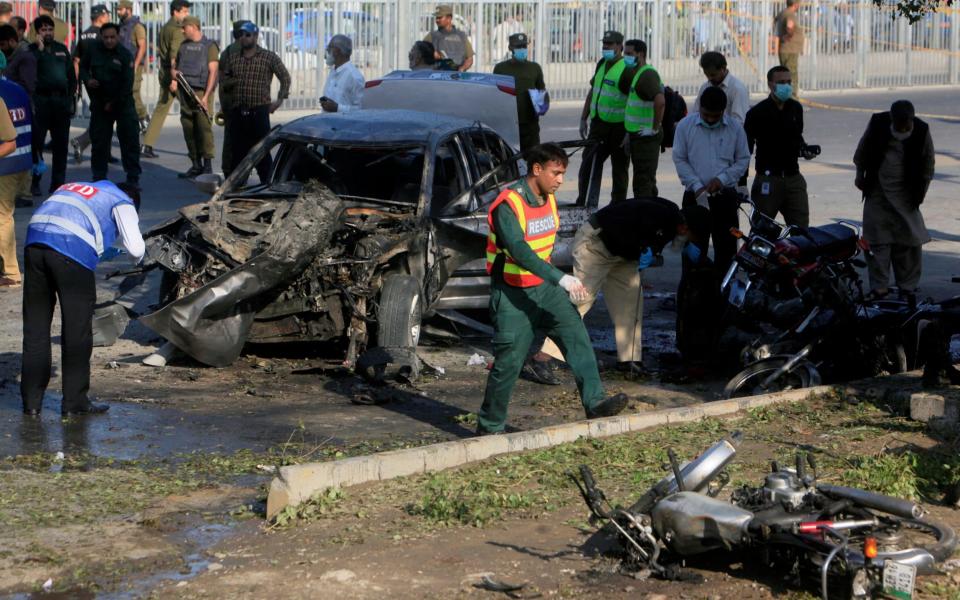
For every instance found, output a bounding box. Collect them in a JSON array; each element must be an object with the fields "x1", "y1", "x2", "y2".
[
  {"x1": 738, "y1": 251, "x2": 767, "y2": 271},
  {"x1": 882, "y1": 560, "x2": 916, "y2": 599}
]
